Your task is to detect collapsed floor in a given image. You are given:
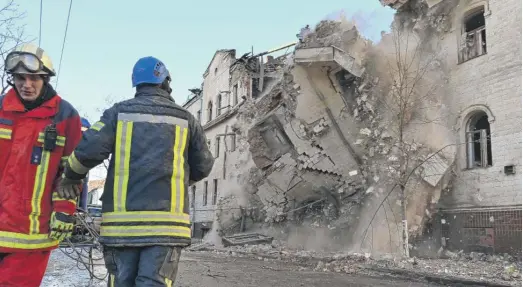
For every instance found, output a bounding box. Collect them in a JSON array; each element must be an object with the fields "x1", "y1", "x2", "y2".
[{"x1": 208, "y1": 12, "x2": 458, "y2": 257}]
